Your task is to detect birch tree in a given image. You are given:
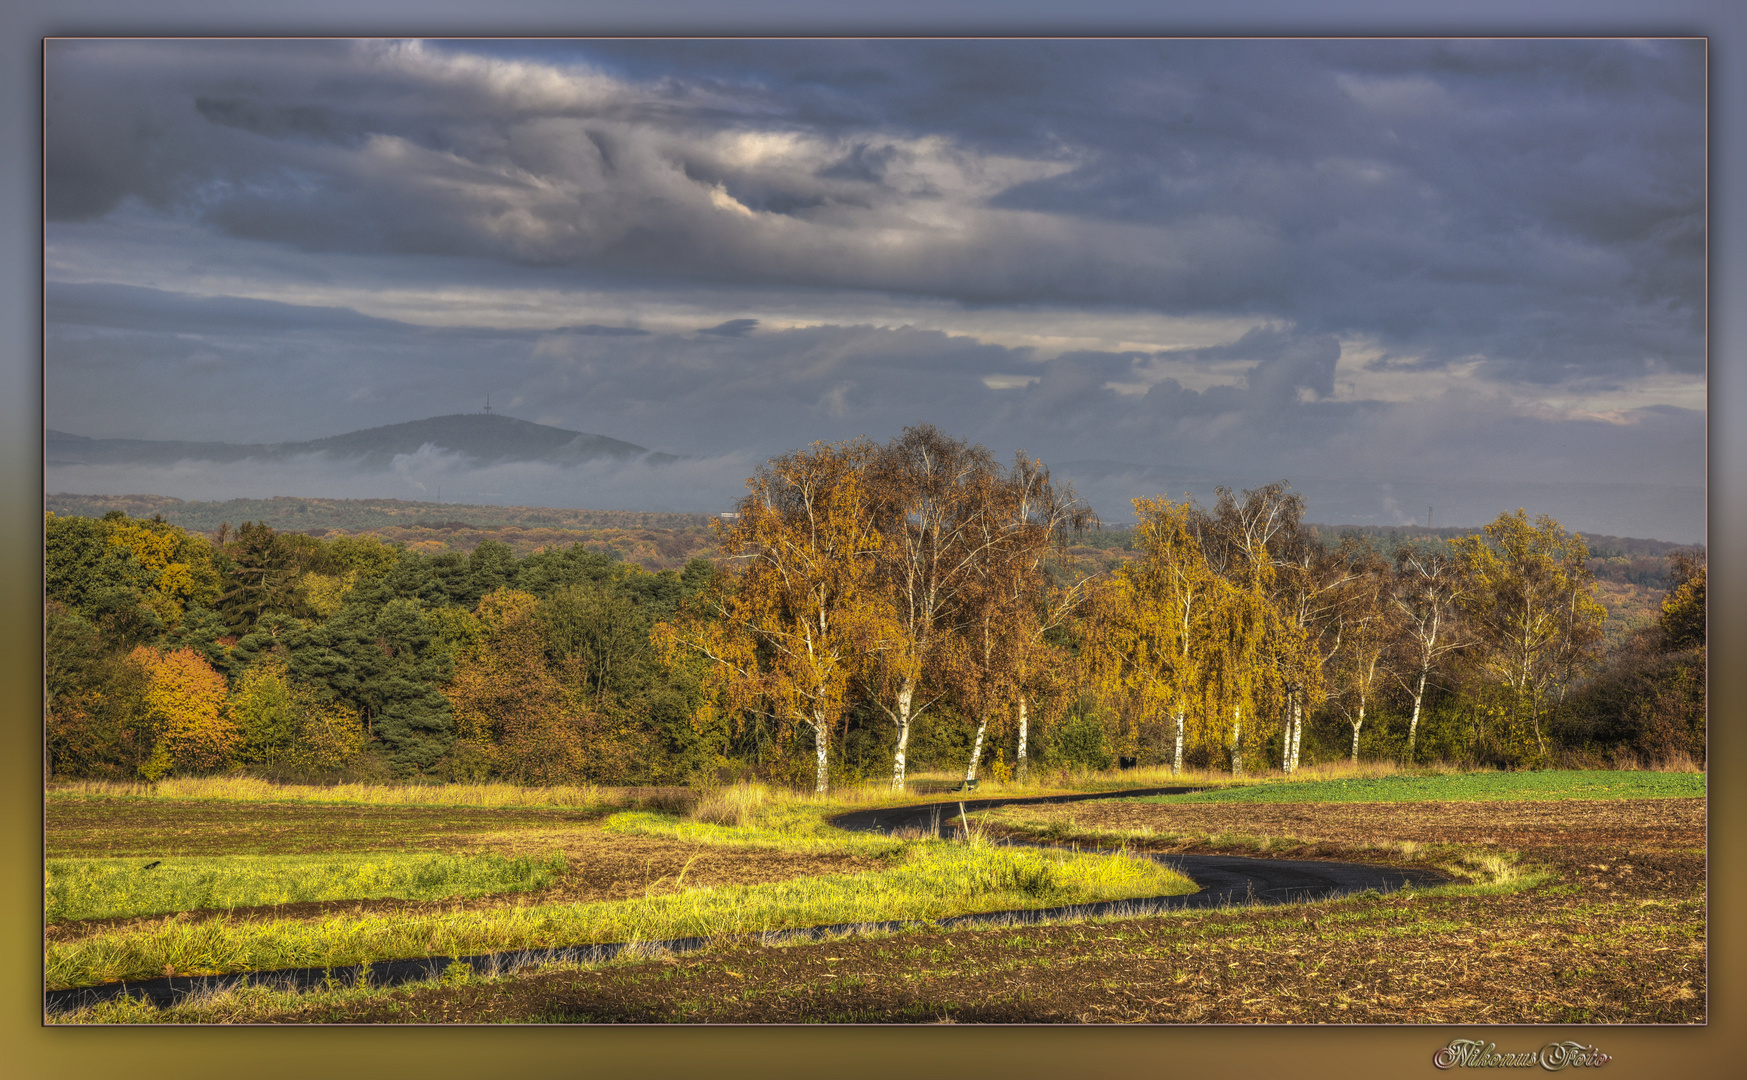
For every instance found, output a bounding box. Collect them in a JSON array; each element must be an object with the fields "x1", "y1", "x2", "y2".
[
  {"x1": 659, "y1": 440, "x2": 888, "y2": 793},
  {"x1": 1389, "y1": 545, "x2": 1467, "y2": 761},
  {"x1": 864, "y1": 427, "x2": 1002, "y2": 791},
  {"x1": 1196, "y1": 482, "x2": 1330, "y2": 774},
  {"x1": 953, "y1": 454, "x2": 1094, "y2": 785},
  {"x1": 1450, "y1": 510, "x2": 1605, "y2": 764},
  {"x1": 1084, "y1": 497, "x2": 1217, "y2": 776},
  {"x1": 1197, "y1": 545, "x2": 1273, "y2": 776},
  {"x1": 1329, "y1": 539, "x2": 1393, "y2": 763}
]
